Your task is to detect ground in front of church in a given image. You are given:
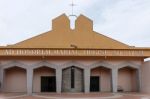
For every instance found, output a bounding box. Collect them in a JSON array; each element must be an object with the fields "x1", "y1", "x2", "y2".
[{"x1": 0, "y1": 93, "x2": 150, "y2": 99}]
